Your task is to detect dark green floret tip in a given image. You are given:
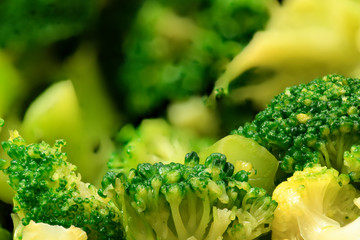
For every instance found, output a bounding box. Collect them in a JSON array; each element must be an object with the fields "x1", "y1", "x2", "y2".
[
  {"x1": 101, "y1": 152, "x2": 277, "y2": 240},
  {"x1": 1, "y1": 133, "x2": 125, "y2": 240},
  {"x1": 235, "y1": 74, "x2": 360, "y2": 174}
]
